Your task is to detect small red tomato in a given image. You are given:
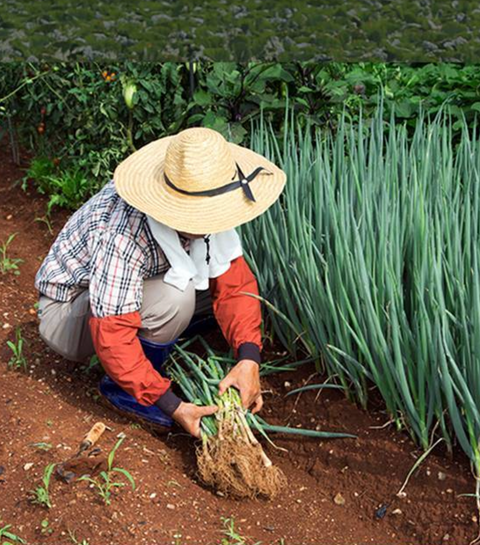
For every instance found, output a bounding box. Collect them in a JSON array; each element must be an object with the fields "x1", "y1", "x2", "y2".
[
  {"x1": 37, "y1": 125, "x2": 45, "y2": 134},
  {"x1": 53, "y1": 157, "x2": 60, "y2": 166},
  {"x1": 40, "y1": 106, "x2": 46, "y2": 116}
]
